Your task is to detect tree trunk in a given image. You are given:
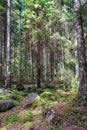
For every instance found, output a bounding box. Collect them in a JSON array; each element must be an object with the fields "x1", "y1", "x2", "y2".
[
  {"x1": 5, "y1": 0, "x2": 11, "y2": 87},
  {"x1": 75, "y1": 50, "x2": 79, "y2": 78},
  {"x1": 37, "y1": 41, "x2": 42, "y2": 88},
  {"x1": 61, "y1": 43, "x2": 64, "y2": 70},
  {"x1": 50, "y1": 49, "x2": 54, "y2": 81},
  {"x1": 0, "y1": 17, "x2": 3, "y2": 78},
  {"x1": 36, "y1": 9, "x2": 42, "y2": 88},
  {"x1": 43, "y1": 44, "x2": 47, "y2": 82},
  {"x1": 30, "y1": 43, "x2": 34, "y2": 81},
  {"x1": 73, "y1": 0, "x2": 87, "y2": 101},
  {"x1": 19, "y1": 11, "x2": 23, "y2": 83},
  {"x1": 4, "y1": 14, "x2": 7, "y2": 79}
]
